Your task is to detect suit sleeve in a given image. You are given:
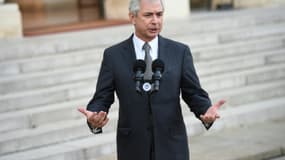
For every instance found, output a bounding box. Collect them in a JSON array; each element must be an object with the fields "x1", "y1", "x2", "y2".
[
  {"x1": 86, "y1": 49, "x2": 115, "y2": 133},
  {"x1": 180, "y1": 46, "x2": 213, "y2": 129}
]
